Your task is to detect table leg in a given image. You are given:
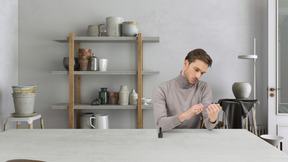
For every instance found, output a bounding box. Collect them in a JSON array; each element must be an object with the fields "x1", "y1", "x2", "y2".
[
  {"x1": 41, "y1": 118, "x2": 44, "y2": 129},
  {"x1": 222, "y1": 112, "x2": 226, "y2": 129},
  {"x1": 16, "y1": 122, "x2": 21, "y2": 129},
  {"x1": 4, "y1": 123, "x2": 7, "y2": 131},
  {"x1": 251, "y1": 107, "x2": 258, "y2": 136},
  {"x1": 29, "y1": 123, "x2": 33, "y2": 129},
  {"x1": 245, "y1": 117, "x2": 248, "y2": 130}
]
